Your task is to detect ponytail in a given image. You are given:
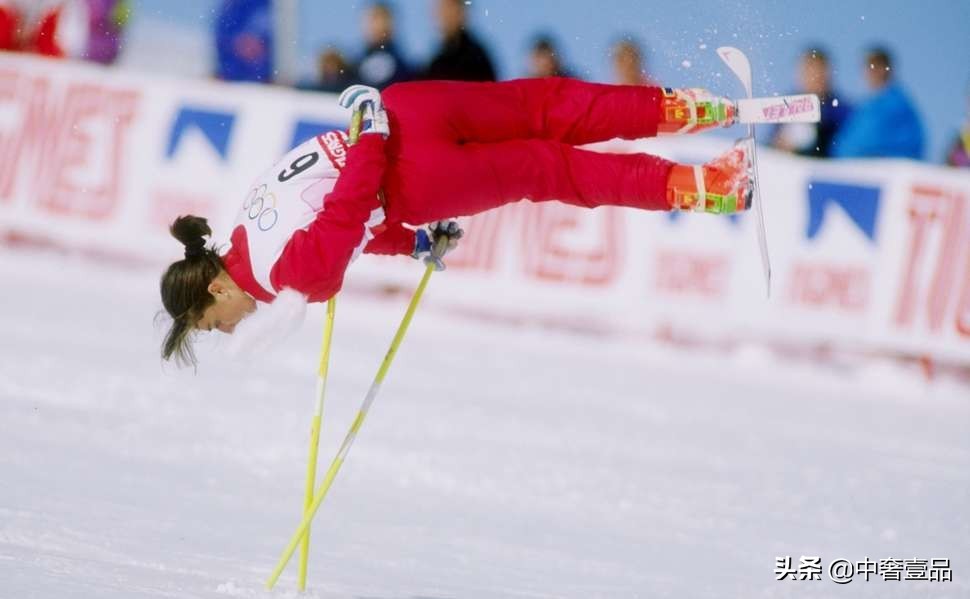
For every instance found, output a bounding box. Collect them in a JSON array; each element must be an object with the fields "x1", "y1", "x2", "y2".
[{"x1": 159, "y1": 215, "x2": 224, "y2": 366}]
